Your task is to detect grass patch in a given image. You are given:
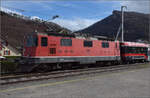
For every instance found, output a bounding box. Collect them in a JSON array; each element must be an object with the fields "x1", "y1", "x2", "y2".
[
  {"x1": 3, "y1": 56, "x2": 21, "y2": 62},
  {"x1": 4, "y1": 56, "x2": 20, "y2": 58},
  {"x1": 0, "y1": 60, "x2": 18, "y2": 74}
]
